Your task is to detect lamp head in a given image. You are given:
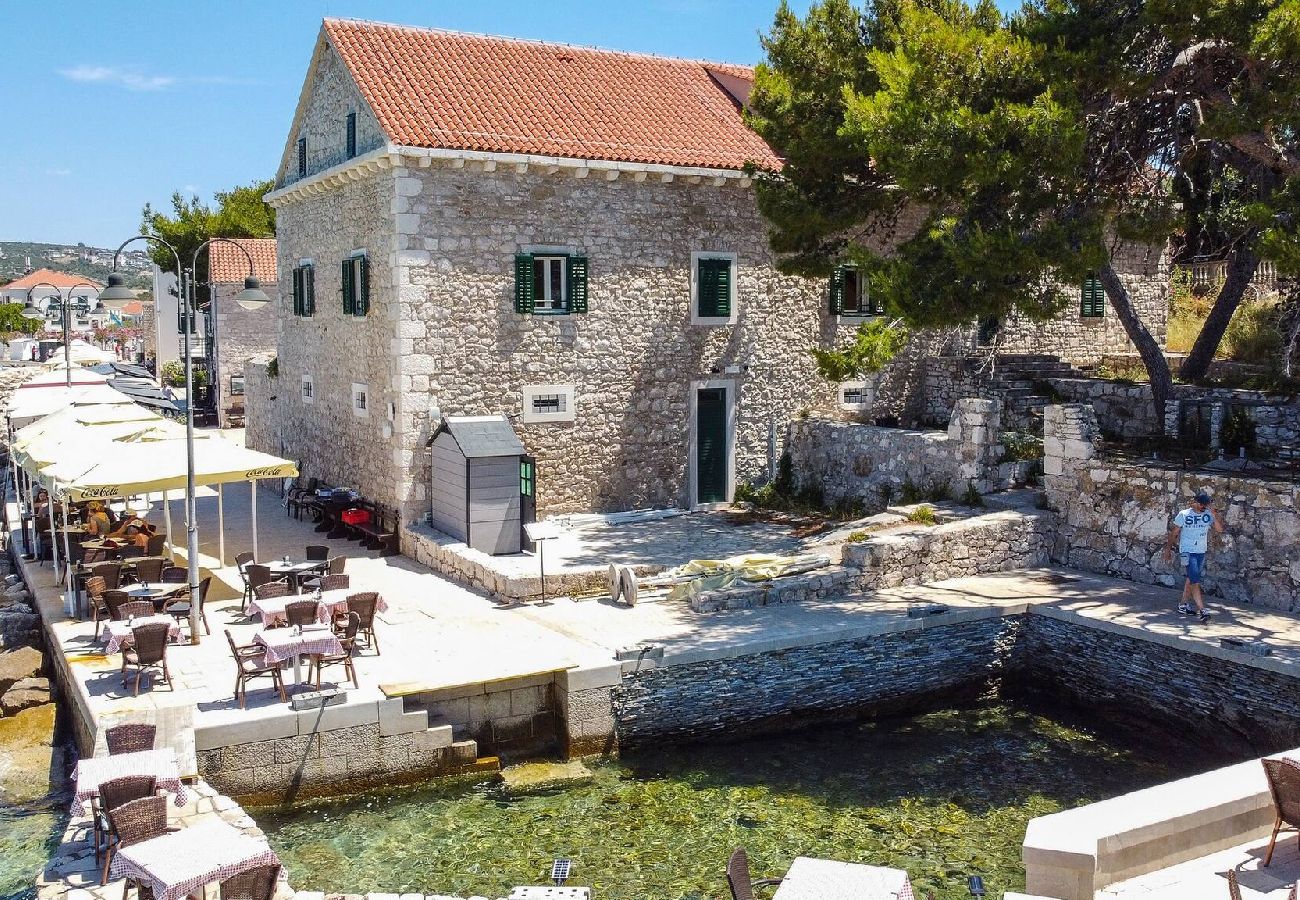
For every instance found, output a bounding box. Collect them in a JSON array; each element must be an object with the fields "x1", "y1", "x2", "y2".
[
  {"x1": 234, "y1": 277, "x2": 270, "y2": 311},
  {"x1": 99, "y1": 273, "x2": 135, "y2": 309},
  {"x1": 20, "y1": 299, "x2": 44, "y2": 320}
]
